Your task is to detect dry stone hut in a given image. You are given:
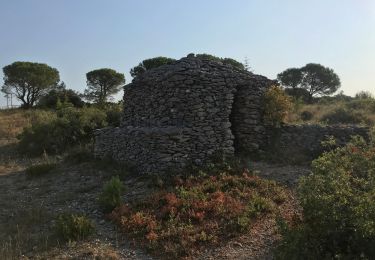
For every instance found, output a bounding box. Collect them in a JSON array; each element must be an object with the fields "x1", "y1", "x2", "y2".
[
  {"x1": 94, "y1": 54, "x2": 274, "y2": 173},
  {"x1": 95, "y1": 54, "x2": 369, "y2": 173}
]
